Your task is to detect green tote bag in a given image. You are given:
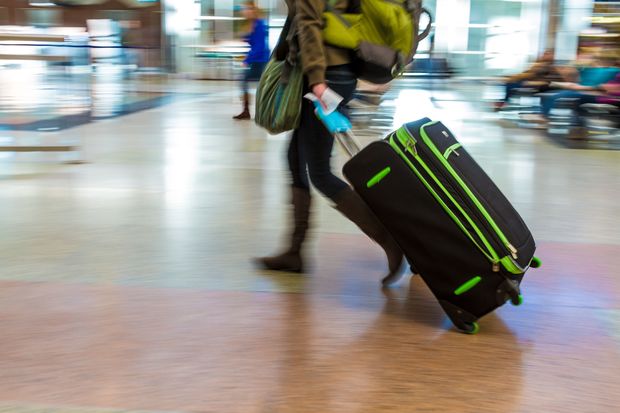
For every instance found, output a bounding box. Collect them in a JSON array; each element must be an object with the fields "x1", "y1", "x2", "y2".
[{"x1": 255, "y1": 59, "x2": 304, "y2": 134}]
